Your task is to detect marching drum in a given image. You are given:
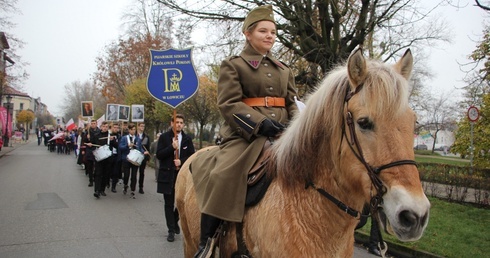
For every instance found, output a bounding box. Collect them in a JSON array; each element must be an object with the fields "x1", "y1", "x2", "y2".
[
  {"x1": 93, "y1": 145, "x2": 112, "y2": 162},
  {"x1": 127, "y1": 149, "x2": 144, "y2": 166}
]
